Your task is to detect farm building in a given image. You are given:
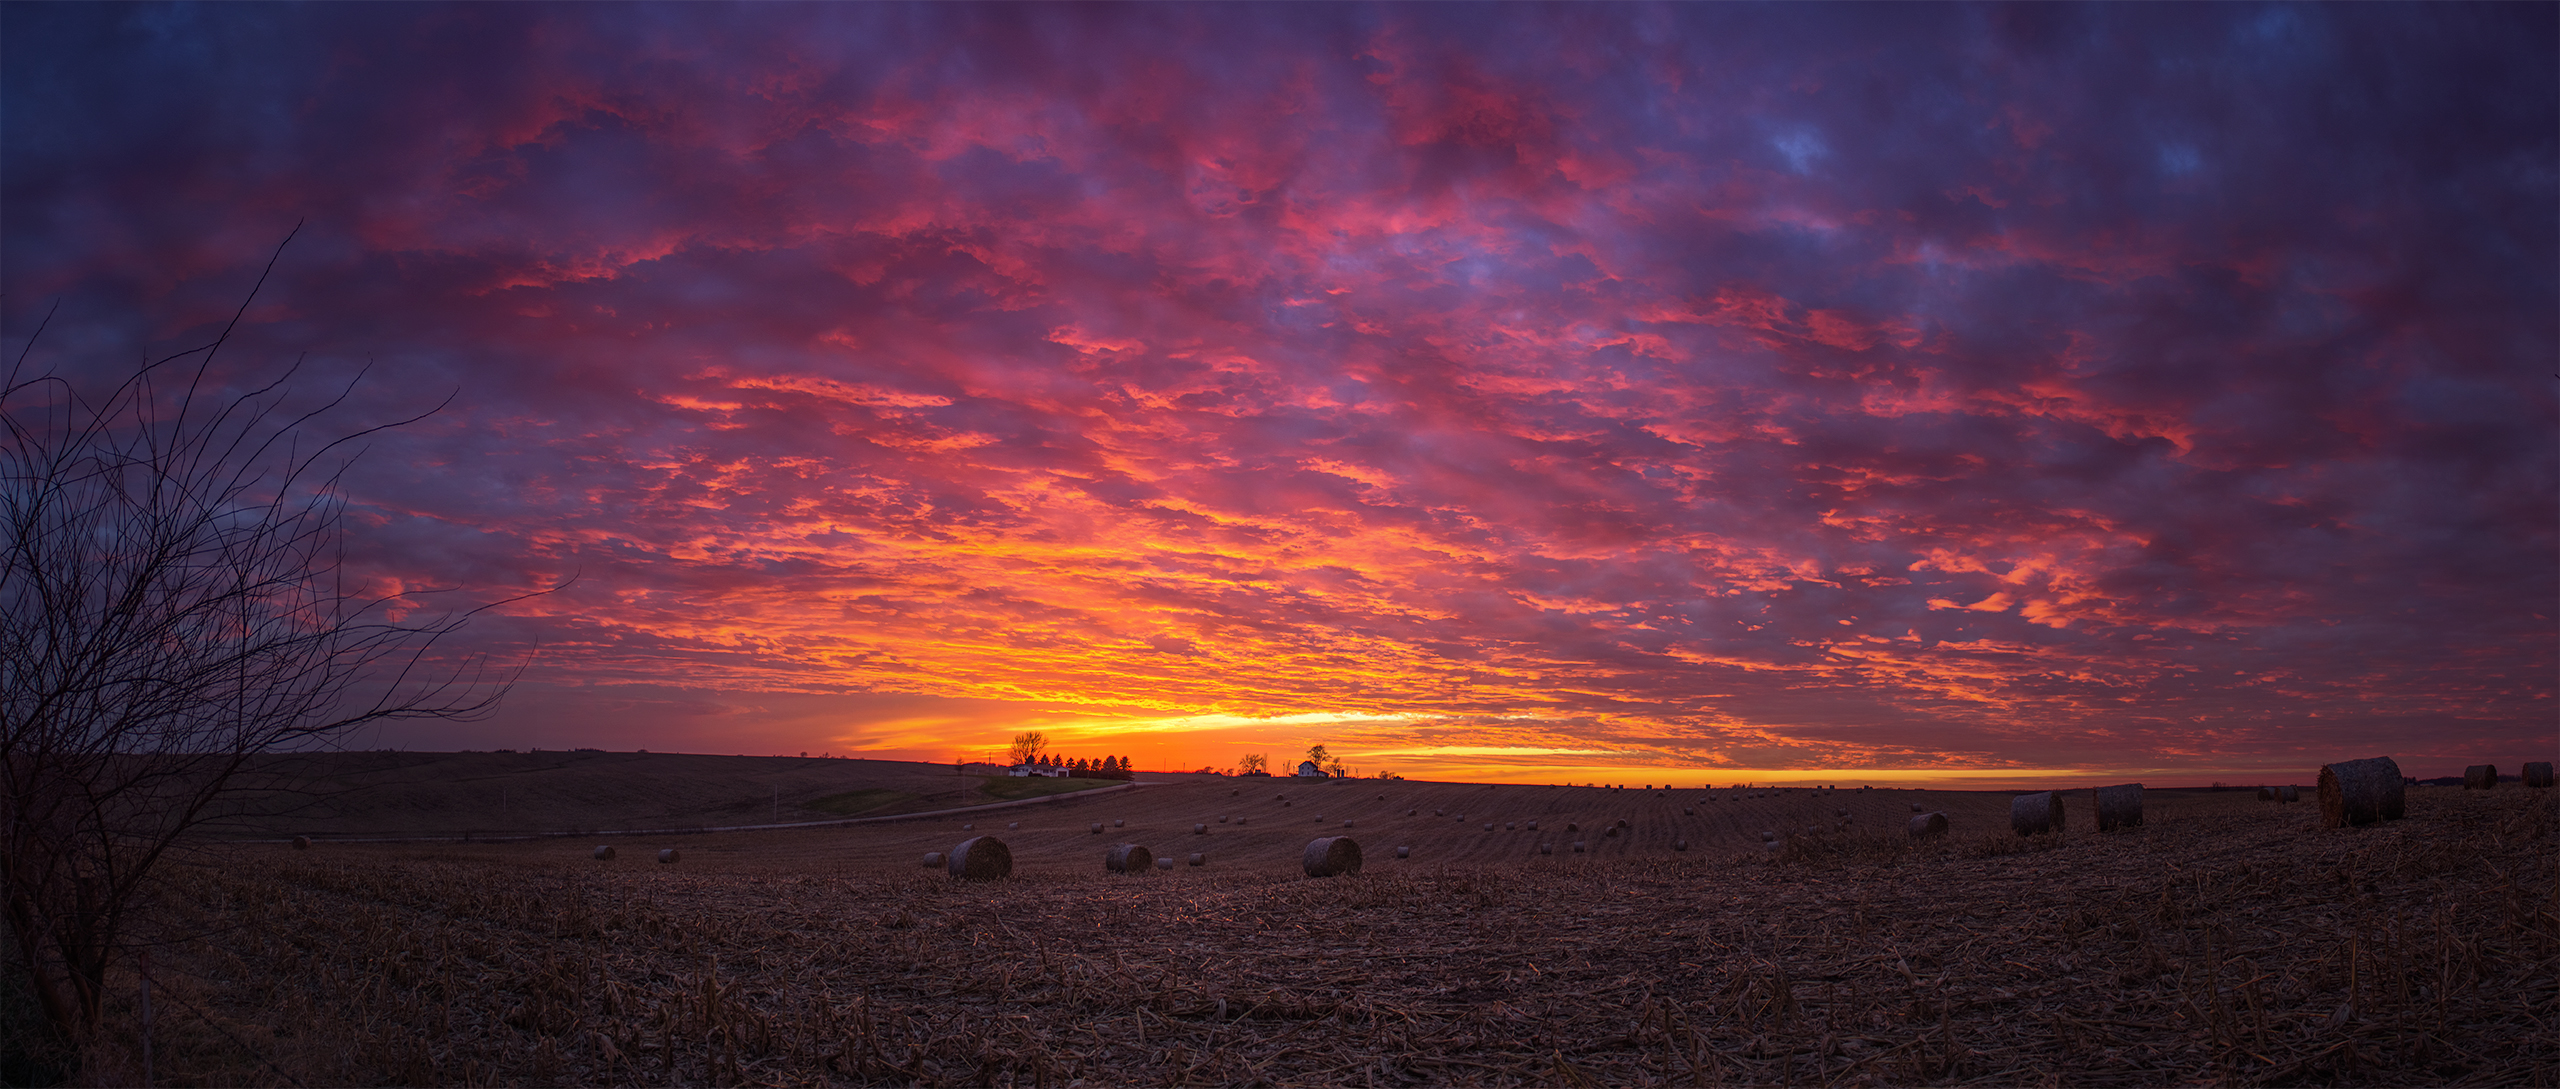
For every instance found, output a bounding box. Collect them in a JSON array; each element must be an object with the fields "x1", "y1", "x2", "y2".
[
  {"x1": 1008, "y1": 762, "x2": 1071, "y2": 778},
  {"x1": 1295, "y1": 760, "x2": 1328, "y2": 778}
]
